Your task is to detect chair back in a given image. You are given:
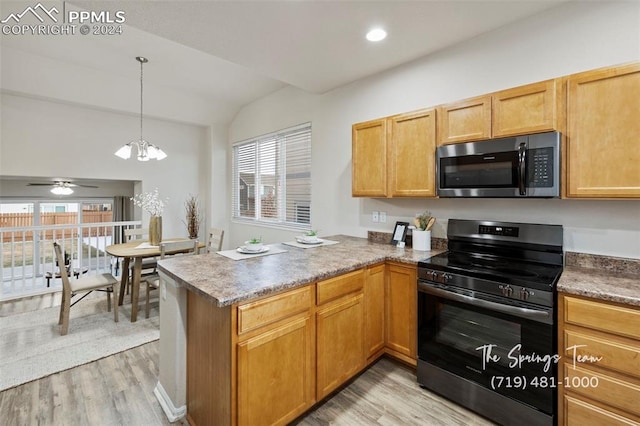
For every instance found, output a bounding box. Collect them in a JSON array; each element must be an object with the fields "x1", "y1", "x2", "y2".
[
  {"x1": 52, "y1": 242, "x2": 72, "y2": 294},
  {"x1": 208, "y1": 228, "x2": 225, "y2": 252},
  {"x1": 124, "y1": 227, "x2": 149, "y2": 241},
  {"x1": 160, "y1": 240, "x2": 199, "y2": 259}
]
